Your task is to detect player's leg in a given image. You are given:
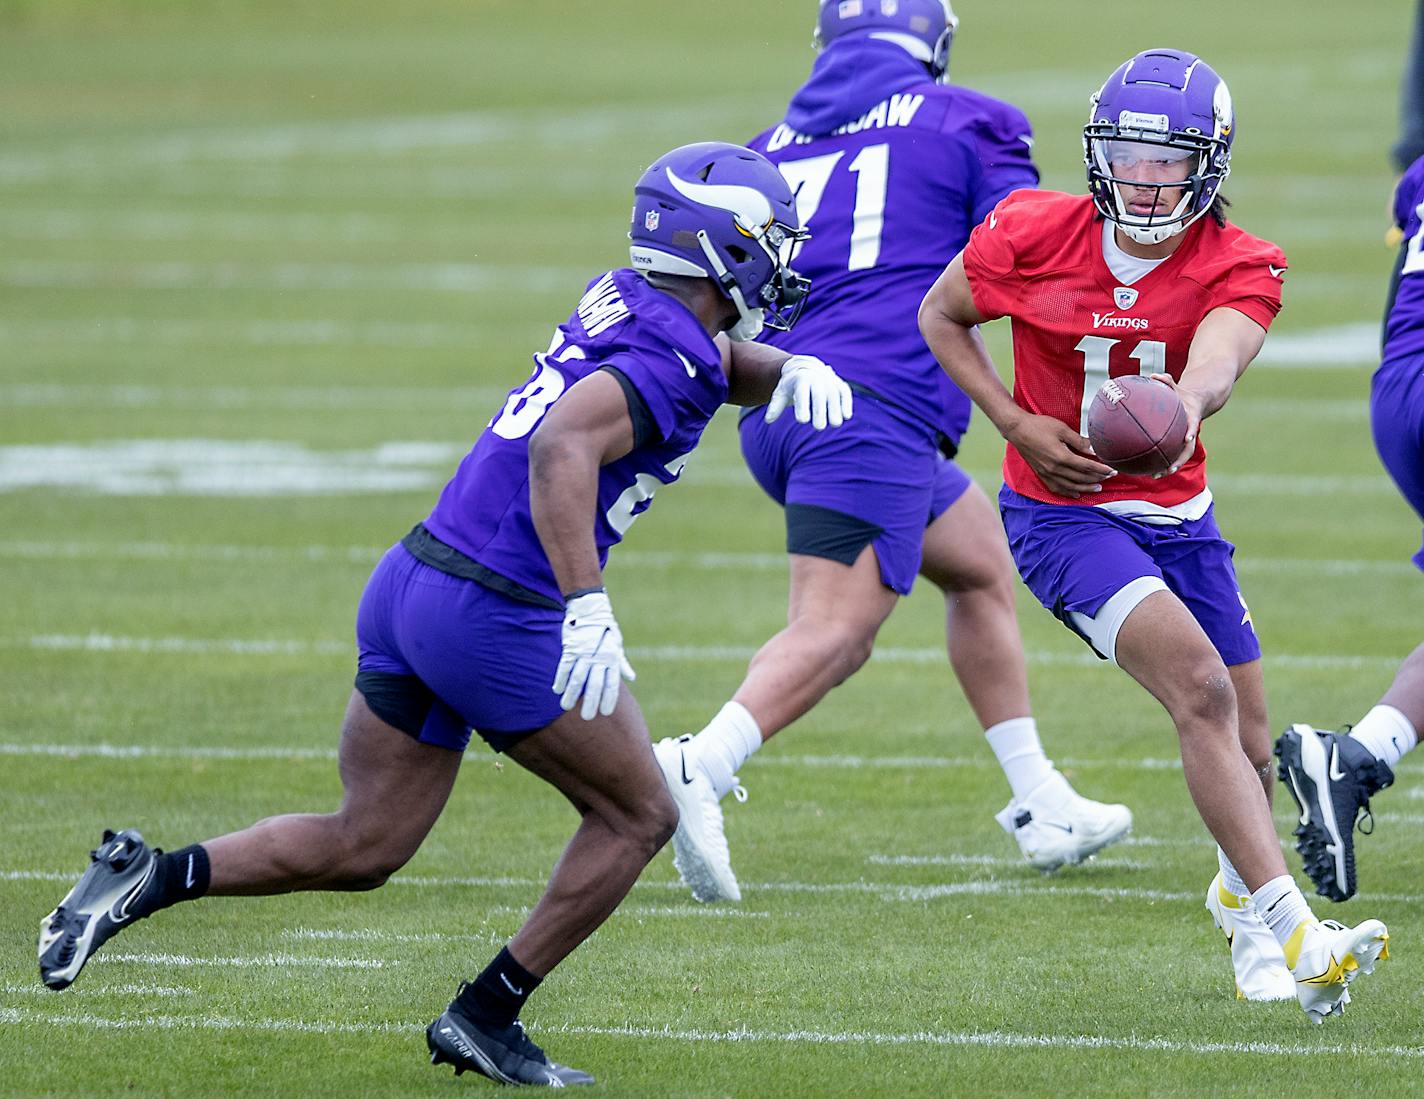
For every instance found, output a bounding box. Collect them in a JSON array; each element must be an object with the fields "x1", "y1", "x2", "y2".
[
  {"x1": 918, "y1": 469, "x2": 1131, "y2": 870},
  {"x1": 654, "y1": 403, "x2": 927, "y2": 901},
  {"x1": 428, "y1": 693, "x2": 675, "y2": 1087},
  {"x1": 1276, "y1": 368, "x2": 1424, "y2": 900},
  {"x1": 657, "y1": 545, "x2": 896, "y2": 902},
  {"x1": 1113, "y1": 593, "x2": 1388, "y2": 1019},
  {"x1": 1001, "y1": 490, "x2": 1387, "y2": 1017},
  {"x1": 38, "y1": 545, "x2": 469, "y2": 991},
  {"x1": 39, "y1": 689, "x2": 461, "y2": 989}
]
